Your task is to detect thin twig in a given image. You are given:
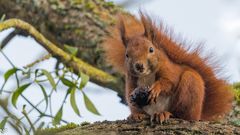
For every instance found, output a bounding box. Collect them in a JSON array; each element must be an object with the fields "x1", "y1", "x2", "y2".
[{"x1": 24, "y1": 54, "x2": 52, "y2": 68}]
